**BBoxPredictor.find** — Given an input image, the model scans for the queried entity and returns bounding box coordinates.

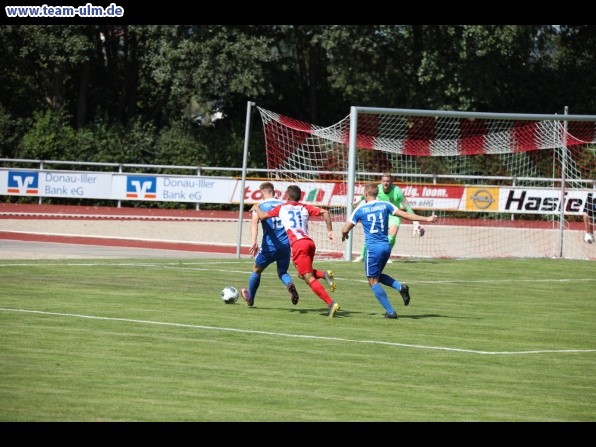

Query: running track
[0,203,251,256]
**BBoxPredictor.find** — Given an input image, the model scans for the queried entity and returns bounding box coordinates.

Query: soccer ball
[584,233,594,244]
[413,222,425,237]
[221,286,239,304]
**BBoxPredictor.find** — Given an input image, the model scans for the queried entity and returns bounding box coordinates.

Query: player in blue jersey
[341,183,437,319]
[241,182,299,307]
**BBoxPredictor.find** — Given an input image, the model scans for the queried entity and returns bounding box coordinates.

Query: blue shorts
[363,244,392,278]
[255,246,291,272]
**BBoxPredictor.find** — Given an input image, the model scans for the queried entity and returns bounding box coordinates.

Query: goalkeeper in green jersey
[352,173,420,263]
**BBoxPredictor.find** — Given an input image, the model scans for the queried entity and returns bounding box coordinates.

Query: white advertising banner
[1,168,592,215]
[0,169,113,199]
[111,174,234,203]
[499,188,589,215]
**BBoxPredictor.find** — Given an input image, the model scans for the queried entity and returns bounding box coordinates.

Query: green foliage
[154,121,206,168]
[1,24,594,173]
[0,104,20,158]
[20,109,78,160]
[121,118,158,164]
[199,119,248,171]
[79,117,157,165]
[73,119,114,163]
[319,25,414,111]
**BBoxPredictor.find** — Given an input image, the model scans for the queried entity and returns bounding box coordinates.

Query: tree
[0,24,593,174]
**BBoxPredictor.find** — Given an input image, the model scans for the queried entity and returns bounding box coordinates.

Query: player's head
[365,183,379,201]
[381,173,393,192]
[286,185,301,201]
[260,181,275,198]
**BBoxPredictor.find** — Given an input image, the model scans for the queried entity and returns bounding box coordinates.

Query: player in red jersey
[251,184,340,318]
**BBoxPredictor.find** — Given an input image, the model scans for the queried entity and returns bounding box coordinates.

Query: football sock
[313,269,327,280]
[309,279,332,305]
[279,272,292,287]
[371,283,394,314]
[379,273,400,291]
[248,272,261,299]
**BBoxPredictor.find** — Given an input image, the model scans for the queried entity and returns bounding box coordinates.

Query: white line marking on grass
[415,278,596,284]
[2,307,595,356]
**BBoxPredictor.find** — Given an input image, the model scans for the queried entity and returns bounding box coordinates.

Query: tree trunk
[77,60,90,129]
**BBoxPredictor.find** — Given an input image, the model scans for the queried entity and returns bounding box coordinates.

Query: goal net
[256,106,596,260]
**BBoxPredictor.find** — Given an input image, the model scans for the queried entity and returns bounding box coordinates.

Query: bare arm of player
[394,208,437,223]
[341,221,356,242]
[249,210,260,257]
[319,208,336,241]
[251,204,270,221]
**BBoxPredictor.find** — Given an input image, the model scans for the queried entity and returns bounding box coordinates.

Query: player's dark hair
[286,185,301,201]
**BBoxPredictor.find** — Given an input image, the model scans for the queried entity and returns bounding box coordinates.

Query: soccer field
[0,257,594,422]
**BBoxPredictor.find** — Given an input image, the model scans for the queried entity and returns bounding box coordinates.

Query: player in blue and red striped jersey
[251,184,340,318]
[341,183,437,319]
[241,182,299,307]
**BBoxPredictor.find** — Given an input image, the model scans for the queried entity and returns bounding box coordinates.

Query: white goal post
[240,102,596,261]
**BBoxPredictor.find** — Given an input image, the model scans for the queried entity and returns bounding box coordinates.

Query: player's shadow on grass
[399,313,452,319]
[395,258,442,264]
[288,308,449,319]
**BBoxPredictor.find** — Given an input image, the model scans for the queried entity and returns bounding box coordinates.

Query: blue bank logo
[126,176,157,199]
[7,171,39,194]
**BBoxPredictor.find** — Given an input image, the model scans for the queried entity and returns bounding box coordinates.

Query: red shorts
[291,238,316,276]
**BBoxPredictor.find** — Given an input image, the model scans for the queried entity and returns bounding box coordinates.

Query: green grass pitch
[0,257,594,422]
